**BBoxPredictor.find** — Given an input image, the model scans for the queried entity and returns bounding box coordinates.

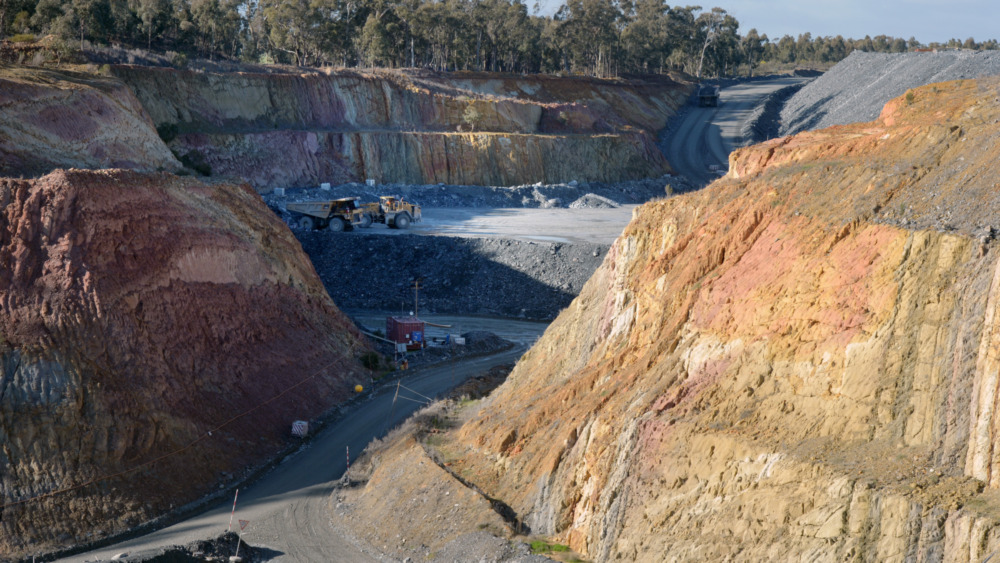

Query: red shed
[386,316,426,350]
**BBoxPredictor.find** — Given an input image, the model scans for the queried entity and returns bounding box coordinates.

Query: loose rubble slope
[0,170,367,559]
[355,77,1000,561]
[780,50,1000,135]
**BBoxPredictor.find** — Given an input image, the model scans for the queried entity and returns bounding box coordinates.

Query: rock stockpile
[299,233,604,320]
[0,169,367,559]
[269,174,690,210]
[113,66,689,189]
[352,78,1000,561]
[780,50,1000,135]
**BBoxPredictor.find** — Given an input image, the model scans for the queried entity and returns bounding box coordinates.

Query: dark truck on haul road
[697,84,720,107]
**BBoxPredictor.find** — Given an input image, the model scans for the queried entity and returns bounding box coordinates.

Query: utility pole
[412,278,423,318]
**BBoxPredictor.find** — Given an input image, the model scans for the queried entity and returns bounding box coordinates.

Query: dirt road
[338,205,638,245]
[664,76,811,186]
[64,344,531,562]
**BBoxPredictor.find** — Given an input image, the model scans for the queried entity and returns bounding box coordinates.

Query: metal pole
[413,279,421,318]
[227,489,239,532]
[234,528,243,560]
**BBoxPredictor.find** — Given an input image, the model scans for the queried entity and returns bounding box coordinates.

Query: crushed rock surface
[780,50,1000,135]
[329,398,555,563]
[263,179,683,320]
[265,176,690,209]
[297,233,600,320]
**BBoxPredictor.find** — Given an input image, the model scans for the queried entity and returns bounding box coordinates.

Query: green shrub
[360,351,381,370]
[170,52,188,69]
[10,34,35,43]
[529,540,571,554]
[156,123,179,144]
[179,149,211,176]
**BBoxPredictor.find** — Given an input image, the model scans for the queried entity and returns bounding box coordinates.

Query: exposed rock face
[0,67,180,176]
[0,169,366,559]
[113,67,686,189]
[441,78,1000,560]
[175,129,664,188]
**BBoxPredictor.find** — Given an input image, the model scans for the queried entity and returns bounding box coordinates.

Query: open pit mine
[12,51,1000,563]
[0,62,688,560]
[333,77,1000,562]
[111,66,687,189]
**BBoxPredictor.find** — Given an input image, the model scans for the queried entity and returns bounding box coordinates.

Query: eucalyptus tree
[620,0,670,73]
[556,0,622,76]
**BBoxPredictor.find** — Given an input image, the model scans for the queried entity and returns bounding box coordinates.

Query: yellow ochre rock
[445,78,1000,561]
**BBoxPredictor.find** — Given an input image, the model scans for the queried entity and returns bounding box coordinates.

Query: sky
[532,0,1000,45]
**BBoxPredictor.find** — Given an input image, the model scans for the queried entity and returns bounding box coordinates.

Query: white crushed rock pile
[780,50,1000,135]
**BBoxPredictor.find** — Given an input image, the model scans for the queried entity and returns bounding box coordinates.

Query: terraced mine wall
[0,169,368,560]
[413,79,1000,561]
[112,66,688,190]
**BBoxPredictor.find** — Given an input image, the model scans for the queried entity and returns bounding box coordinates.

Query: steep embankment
[410,78,1000,560]
[113,67,688,189]
[0,169,367,560]
[780,50,1000,136]
[0,67,180,176]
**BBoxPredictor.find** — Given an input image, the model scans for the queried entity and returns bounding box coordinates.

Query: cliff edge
[365,77,1000,561]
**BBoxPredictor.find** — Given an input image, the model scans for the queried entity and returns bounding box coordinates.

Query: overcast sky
[532,0,999,45]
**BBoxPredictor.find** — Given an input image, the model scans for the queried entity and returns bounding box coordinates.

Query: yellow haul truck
[286,197,371,231]
[360,196,422,229]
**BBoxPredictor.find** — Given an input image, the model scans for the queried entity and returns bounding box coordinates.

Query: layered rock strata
[431,78,1000,560]
[0,67,180,176]
[0,169,366,559]
[113,66,686,189]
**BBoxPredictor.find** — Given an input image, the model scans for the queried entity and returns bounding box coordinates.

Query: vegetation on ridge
[0,0,997,78]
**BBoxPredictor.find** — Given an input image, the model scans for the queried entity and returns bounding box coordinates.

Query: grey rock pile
[780,50,1000,136]
[298,233,604,320]
[264,175,691,213]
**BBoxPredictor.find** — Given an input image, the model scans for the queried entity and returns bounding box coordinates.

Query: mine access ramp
[697,84,720,107]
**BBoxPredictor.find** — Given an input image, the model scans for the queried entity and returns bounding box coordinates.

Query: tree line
[0,0,996,77]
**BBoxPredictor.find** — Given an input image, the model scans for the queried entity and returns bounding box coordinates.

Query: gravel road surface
[662,76,812,186]
[350,206,637,245]
[349,311,549,345]
[62,343,534,562]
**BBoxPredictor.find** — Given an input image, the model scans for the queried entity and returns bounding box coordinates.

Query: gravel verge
[780,50,1000,136]
[740,81,809,145]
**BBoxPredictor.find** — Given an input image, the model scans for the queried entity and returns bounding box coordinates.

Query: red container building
[386,316,426,350]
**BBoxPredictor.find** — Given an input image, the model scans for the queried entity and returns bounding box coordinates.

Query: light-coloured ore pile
[780,50,1000,135]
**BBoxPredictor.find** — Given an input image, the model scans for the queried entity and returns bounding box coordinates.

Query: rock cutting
[4,37,1000,563]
